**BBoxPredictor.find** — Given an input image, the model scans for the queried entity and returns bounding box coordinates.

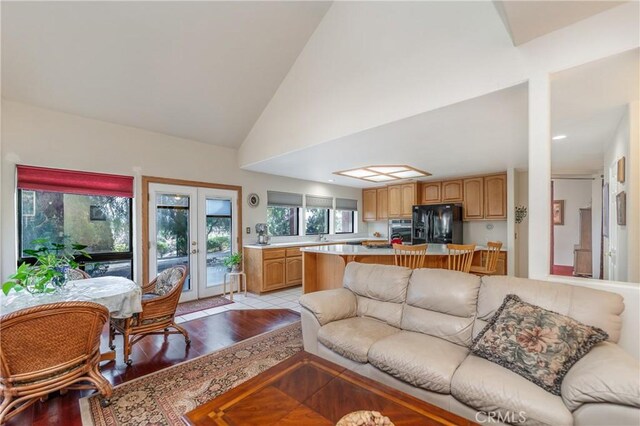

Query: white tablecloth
[0,276,143,319]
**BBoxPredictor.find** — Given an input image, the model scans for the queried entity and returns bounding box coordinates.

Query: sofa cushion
[343,262,412,327]
[471,294,608,396]
[299,288,357,326]
[475,275,623,343]
[318,317,400,363]
[451,355,574,426]
[368,331,468,394]
[561,342,640,411]
[402,268,480,346]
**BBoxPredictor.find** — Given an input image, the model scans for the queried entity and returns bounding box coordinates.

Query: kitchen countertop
[243,237,387,250]
[300,244,505,256]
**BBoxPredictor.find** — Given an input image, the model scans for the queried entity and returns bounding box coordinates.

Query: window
[267,191,303,236]
[267,206,299,236]
[335,210,355,234]
[305,208,330,235]
[17,165,134,279]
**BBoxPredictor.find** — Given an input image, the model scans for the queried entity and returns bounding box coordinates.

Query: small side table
[223,271,246,301]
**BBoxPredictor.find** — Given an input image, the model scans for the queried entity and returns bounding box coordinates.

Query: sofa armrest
[299,288,357,326]
[562,342,640,411]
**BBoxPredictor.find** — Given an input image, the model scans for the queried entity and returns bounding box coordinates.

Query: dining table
[0,276,142,362]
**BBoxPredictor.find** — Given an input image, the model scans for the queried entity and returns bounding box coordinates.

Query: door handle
[191,249,198,254]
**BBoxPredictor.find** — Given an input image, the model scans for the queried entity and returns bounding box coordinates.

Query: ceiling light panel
[390,170,426,178]
[364,175,399,182]
[367,166,409,174]
[341,168,377,178]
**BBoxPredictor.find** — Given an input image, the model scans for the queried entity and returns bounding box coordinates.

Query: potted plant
[2,238,91,295]
[223,252,243,273]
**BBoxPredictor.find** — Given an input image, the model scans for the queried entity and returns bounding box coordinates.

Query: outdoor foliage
[305,208,329,235]
[267,207,297,236]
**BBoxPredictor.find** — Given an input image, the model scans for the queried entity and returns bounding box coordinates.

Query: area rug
[175,295,233,316]
[80,321,302,426]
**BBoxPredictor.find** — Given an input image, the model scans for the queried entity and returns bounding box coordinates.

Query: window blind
[16,165,134,198]
[305,195,333,209]
[267,191,303,208]
[335,198,358,211]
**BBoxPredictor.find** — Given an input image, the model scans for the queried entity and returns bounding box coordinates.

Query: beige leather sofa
[299,263,640,426]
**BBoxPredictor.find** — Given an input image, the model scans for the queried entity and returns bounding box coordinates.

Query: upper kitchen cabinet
[376,187,388,220]
[484,174,507,219]
[387,185,403,217]
[441,180,463,203]
[401,183,418,217]
[420,182,441,204]
[463,177,484,220]
[362,188,377,222]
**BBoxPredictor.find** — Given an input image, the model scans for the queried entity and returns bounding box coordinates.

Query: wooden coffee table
[183,351,476,426]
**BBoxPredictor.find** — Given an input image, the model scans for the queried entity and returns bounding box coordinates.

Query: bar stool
[446,244,476,273]
[469,241,503,276]
[223,271,246,301]
[393,244,427,269]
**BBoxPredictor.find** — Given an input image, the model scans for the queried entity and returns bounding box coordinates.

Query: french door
[148,183,238,302]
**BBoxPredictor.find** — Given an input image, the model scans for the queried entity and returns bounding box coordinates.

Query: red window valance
[17,165,134,198]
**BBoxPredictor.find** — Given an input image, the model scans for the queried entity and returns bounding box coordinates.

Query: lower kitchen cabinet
[263,258,286,291]
[286,257,303,285]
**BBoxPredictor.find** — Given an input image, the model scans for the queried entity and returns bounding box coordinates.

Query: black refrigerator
[412,204,463,245]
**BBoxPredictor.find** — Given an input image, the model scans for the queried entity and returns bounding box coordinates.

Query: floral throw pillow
[471,294,608,395]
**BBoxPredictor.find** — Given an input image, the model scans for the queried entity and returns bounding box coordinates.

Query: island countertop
[300,243,505,256]
[244,237,387,250]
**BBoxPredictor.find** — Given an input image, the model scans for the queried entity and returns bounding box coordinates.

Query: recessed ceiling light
[334,165,431,183]
[552,135,567,141]
[327,179,335,182]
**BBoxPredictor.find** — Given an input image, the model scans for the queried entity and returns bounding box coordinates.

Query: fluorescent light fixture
[334,165,431,183]
[552,135,567,141]
[368,166,408,174]
[390,170,426,178]
[341,168,377,178]
[364,174,398,182]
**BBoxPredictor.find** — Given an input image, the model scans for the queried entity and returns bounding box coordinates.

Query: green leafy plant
[2,238,91,295]
[223,252,242,271]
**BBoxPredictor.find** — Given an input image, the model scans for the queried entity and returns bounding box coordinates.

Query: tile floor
[175,286,303,324]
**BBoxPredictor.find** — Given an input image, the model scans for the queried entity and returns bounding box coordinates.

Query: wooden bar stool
[223,271,246,301]
[470,241,503,276]
[446,244,476,273]
[393,244,427,269]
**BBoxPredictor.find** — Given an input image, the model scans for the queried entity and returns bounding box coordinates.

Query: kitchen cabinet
[401,183,418,217]
[376,187,388,220]
[421,182,441,204]
[387,185,403,217]
[442,180,463,203]
[245,243,333,294]
[362,189,377,222]
[484,174,507,219]
[463,178,484,220]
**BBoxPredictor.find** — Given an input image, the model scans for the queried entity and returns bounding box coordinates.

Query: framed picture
[616,191,626,226]
[553,200,565,225]
[617,157,625,183]
[603,183,609,237]
[90,205,107,221]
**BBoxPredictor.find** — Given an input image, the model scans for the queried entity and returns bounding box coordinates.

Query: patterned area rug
[80,322,302,426]
[175,295,233,316]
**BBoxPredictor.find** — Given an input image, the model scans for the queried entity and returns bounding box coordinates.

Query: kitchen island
[301,244,507,293]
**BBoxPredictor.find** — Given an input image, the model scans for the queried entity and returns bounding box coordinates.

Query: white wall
[463,221,508,247]
[0,101,367,281]
[552,179,592,266]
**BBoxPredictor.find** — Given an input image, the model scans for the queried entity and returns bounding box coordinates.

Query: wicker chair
[0,302,112,424]
[109,265,190,366]
[67,268,91,280]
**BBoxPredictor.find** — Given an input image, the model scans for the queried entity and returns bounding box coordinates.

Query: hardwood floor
[5,309,300,426]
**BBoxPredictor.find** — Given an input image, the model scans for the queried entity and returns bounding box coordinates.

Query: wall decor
[616,191,626,226]
[617,157,625,183]
[90,205,107,221]
[553,200,565,225]
[247,193,260,208]
[602,183,609,237]
[515,205,528,224]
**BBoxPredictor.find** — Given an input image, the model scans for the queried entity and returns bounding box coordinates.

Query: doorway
[142,177,242,302]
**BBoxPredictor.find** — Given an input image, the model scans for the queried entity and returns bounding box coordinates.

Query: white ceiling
[494,0,626,45]
[244,84,530,188]
[551,48,639,173]
[1,1,331,147]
